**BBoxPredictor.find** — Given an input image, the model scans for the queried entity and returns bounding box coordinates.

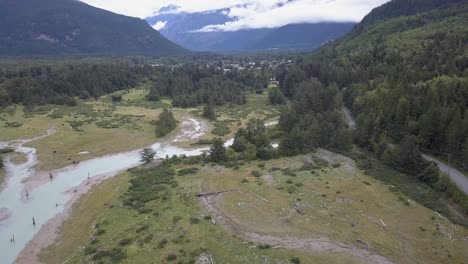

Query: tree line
[0,60,153,107]
[277,4,468,170]
[147,64,269,107]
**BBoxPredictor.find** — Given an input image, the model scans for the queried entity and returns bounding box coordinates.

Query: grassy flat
[40,150,468,264]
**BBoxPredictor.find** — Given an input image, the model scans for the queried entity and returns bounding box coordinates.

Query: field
[39,150,468,264]
[0,88,279,173]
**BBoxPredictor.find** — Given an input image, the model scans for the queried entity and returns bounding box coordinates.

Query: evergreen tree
[155,108,177,137]
[139,147,156,163]
[210,138,227,162]
[268,87,286,105]
[445,110,462,154]
[231,129,249,152]
[202,100,217,121]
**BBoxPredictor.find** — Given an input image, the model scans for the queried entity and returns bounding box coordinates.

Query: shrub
[258,244,272,250]
[158,238,168,249]
[287,186,297,194]
[251,170,262,177]
[290,257,301,264]
[178,167,199,176]
[189,217,200,224]
[166,254,177,261]
[119,238,133,246]
[84,245,97,255]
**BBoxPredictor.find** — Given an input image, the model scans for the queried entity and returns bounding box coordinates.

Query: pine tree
[155,108,177,137]
[445,110,462,154]
[210,138,227,162]
[139,147,156,163]
[202,100,216,121]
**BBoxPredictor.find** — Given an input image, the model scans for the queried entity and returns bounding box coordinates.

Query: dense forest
[0,60,152,106]
[148,65,268,107]
[278,1,468,170]
[0,58,273,109]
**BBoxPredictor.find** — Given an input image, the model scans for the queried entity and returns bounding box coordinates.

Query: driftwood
[356,239,369,249]
[249,191,271,203]
[196,190,239,197]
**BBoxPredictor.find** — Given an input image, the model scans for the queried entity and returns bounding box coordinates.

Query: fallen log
[196,190,239,197]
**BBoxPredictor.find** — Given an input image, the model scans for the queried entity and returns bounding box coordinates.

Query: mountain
[359,0,465,28]
[0,0,186,57]
[146,8,355,51]
[251,23,355,50]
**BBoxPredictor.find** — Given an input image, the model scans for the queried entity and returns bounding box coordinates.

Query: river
[0,119,209,264]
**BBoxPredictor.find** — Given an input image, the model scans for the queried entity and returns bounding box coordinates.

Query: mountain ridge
[0,0,186,57]
[146,7,355,51]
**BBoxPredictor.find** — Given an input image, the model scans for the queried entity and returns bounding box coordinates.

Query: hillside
[359,0,465,28]
[251,23,355,50]
[279,0,468,181]
[0,0,186,56]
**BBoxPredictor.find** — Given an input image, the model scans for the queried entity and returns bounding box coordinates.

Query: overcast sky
[81,0,390,31]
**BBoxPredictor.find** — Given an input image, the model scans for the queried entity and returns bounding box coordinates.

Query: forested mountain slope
[147,7,354,51]
[251,23,355,50]
[0,0,185,56]
[359,0,465,28]
[279,0,468,173]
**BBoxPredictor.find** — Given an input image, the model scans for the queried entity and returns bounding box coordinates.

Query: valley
[1,0,468,264]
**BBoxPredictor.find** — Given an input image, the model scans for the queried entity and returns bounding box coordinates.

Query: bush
[84,245,97,255]
[109,247,126,262]
[119,238,133,246]
[290,257,301,264]
[189,217,200,224]
[287,186,297,194]
[251,170,262,177]
[178,167,199,176]
[158,238,168,249]
[212,121,230,136]
[258,244,272,250]
[166,254,177,261]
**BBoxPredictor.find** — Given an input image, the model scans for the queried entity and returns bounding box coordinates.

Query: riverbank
[0,112,209,264]
[16,166,137,263]
[38,150,468,264]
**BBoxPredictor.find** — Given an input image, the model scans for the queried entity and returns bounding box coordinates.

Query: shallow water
[0,118,280,263]
[0,128,208,264]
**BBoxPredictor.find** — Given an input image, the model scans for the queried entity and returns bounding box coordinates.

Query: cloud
[81,0,242,18]
[81,0,390,31]
[197,0,390,32]
[152,21,167,31]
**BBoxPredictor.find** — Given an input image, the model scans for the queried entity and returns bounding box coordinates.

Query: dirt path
[199,192,393,264]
